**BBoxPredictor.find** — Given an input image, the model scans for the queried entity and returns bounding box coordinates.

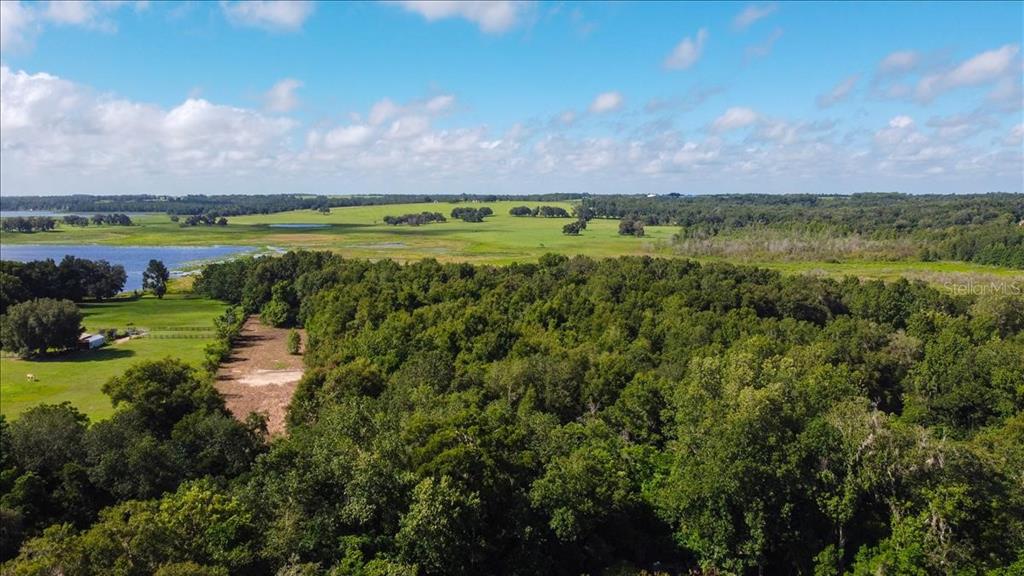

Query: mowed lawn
[0,294,225,421]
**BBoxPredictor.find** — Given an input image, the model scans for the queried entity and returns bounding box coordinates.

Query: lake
[0,245,255,291]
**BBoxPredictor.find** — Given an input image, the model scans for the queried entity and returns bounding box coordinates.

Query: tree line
[1,257,127,312]
[1,214,133,233]
[579,193,1023,231]
[1,194,586,218]
[4,251,1019,574]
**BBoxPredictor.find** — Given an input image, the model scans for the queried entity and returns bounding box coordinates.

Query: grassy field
[0,201,678,263]
[0,294,225,421]
[3,200,1020,285]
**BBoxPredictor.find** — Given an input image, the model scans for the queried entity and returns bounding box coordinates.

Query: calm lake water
[0,245,254,291]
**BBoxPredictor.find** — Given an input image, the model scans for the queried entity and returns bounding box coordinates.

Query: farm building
[79,333,105,350]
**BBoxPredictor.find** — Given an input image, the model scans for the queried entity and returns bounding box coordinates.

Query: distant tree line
[1,214,133,233]
[577,193,1023,268]
[510,205,572,218]
[580,192,1023,231]
[450,207,493,222]
[383,212,447,226]
[1,193,586,218]
[1,257,127,312]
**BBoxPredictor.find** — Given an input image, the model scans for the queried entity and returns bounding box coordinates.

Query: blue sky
[1,0,1021,196]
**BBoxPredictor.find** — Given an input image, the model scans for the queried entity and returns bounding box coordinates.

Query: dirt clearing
[216,318,305,436]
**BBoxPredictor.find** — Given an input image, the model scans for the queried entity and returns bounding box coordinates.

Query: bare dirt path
[216,318,305,436]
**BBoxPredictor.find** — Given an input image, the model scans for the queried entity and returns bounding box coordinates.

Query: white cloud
[0,1,35,50]
[1,65,294,175]
[1004,123,1024,147]
[2,64,1020,196]
[323,124,374,148]
[1,0,142,51]
[915,44,1020,102]
[369,99,401,125]
[264,78,302,113]
[45,1,93,25]
[424,94,456,114]
[888,115,914,129]
[733,3,777,30]
[817,74,859,108]
[712,107,759,132]
[926,112,997,142]
[945,44,1019,86]
[388,1,525,34]
[386,116,430,139]
[365,94,457,126]
[222,1,315,32]
[664,28,708,70]
[878,50,919,74]
[745,27,782,60]
[589,91,624,113]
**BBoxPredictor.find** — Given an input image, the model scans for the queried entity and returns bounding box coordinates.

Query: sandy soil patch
[216,318,305,436]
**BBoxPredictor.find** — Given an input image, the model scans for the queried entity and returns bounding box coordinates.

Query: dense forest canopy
[4,251,1021,574]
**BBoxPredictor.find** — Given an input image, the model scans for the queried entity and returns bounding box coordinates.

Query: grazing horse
[26,373,36,382]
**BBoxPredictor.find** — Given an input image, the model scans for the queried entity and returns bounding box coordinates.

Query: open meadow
[0,201,677,263]
[0,294,224,420]
[3,200,1020,285]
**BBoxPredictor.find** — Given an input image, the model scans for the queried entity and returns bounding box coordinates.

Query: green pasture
[0,294,225,421]
[1,200,1021,285]
[0,201,678,262]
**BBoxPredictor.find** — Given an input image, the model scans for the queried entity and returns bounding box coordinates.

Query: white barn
[79,334,105,350]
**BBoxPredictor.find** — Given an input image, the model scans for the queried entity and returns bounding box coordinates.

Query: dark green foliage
[0,256,126,309]
[561,220,585,235]
[287,329,301,354]
[450,207,493,222]
[143,259,170,299]
[382,212,446,226]
[618,217,645,237]
[0,216,56,233]
[0,298,82,357]
[4,253,1022,575]
[88,213,133,226]
[102,358,223,435]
